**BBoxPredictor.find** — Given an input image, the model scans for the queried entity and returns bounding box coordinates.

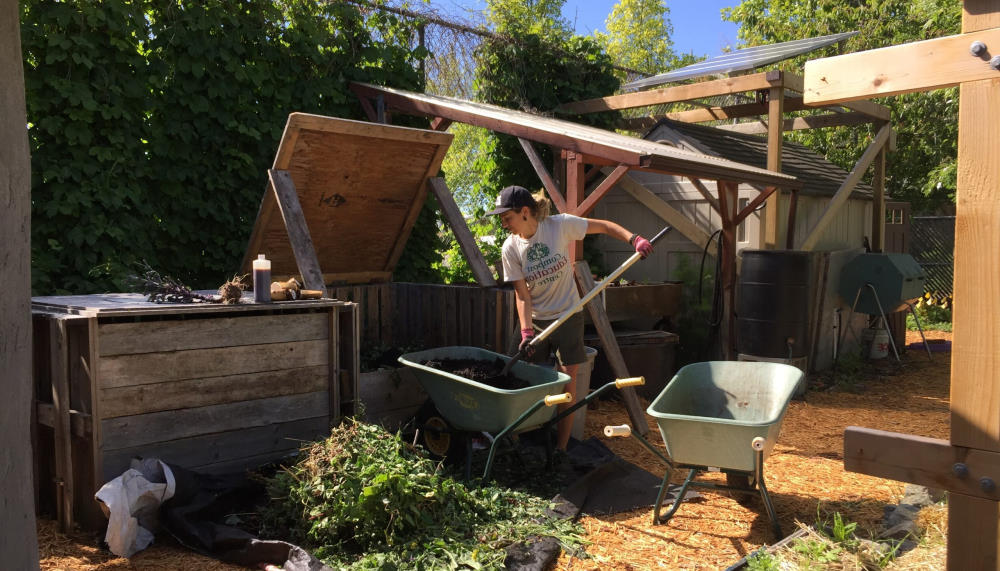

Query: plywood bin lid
[241,113,453,284]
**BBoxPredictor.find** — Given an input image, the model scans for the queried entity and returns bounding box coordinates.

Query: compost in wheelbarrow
[606,360,803,538]
[399,346,569,434]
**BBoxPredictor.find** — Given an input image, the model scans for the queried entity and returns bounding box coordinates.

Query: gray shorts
[527,311,587,366]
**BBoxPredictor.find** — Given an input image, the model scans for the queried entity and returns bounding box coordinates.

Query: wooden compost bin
[31,294,359,531]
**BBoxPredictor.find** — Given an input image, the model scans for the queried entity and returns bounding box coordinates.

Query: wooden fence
[330,283,518,354]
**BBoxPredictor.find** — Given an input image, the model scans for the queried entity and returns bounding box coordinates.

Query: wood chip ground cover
[38,331,952,570]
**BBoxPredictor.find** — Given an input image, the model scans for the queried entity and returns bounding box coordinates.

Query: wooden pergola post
[763,85,784,249]
[803,2,1000,566]
[718,181,739,359]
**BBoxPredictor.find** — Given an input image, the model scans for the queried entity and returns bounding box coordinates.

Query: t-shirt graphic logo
[526,242,549,263]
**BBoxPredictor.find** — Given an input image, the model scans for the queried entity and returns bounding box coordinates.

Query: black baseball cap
[485,185,536,216]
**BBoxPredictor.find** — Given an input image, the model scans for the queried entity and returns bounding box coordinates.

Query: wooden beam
[518,138,567,213]
[35,402,93,439]
[718,181,739,359]
[557,71,783,114]
[427,177,497,287]
[566,152,585,261]
[269,169,327,297]
[430,117,452,131]
[684,177,720,212]
[734,186,778,227]
[845,426,1000,501]
[950,5,1000,564]
[871,147,886,251]
[802,27,1000,105]
[763,86,784,249]
[575,165,629,217]
[785,190,799,249]
[783,72,891,120]
[358,96,378,122]
[715,111,877,135]
[609,170,715,254]
[800,123,891,250]
[574,262,648,435]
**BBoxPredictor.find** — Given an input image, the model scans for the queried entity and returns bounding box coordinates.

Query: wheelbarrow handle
[604,424,632,437]
[615,376,645,388]
[544,392,572,406]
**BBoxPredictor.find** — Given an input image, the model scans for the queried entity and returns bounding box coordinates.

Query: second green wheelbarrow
[604,360,803,538]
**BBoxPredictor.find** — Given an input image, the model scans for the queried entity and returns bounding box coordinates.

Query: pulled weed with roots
[126,261,246,304]
[259,420,583,569]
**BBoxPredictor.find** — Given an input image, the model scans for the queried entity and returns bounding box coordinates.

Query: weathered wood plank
[99,365,328,419]
[802,27,1000,105]
[48,319,73,532]
[98,312,329,356]
[269,169,327,296]
[31,293,343,318]
[36,403,92,438]
[98,339,328,389]
[763,86,784,249]
[101,416,329,482]
[948,492,1000,569]
[845,426,1000,501]
[100,391,329,451]
[359,368,427,430]
[428,178,497,286]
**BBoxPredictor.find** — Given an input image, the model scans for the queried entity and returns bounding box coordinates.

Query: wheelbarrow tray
[647,361,803,473]
[398,346,570,433]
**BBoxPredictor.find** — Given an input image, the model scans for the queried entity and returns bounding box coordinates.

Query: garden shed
[591,118,874,283]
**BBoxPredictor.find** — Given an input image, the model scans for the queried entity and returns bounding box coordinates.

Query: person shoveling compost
[484,184,670,451]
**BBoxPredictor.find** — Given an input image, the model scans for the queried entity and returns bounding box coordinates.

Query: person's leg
[556,362,580,450]
[549,312,587,451]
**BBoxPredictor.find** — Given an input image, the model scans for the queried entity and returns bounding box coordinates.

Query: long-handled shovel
[497,225,672,378]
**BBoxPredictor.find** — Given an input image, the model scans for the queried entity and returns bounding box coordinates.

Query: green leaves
[259,419,583,569]
[724,0,962,214]
[24,0,428,294]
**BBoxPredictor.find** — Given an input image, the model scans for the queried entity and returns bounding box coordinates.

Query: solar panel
[623,31,858,91]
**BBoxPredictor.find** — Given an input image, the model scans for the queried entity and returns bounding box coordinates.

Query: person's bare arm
[511,279,533,330]
[586,219,633,243]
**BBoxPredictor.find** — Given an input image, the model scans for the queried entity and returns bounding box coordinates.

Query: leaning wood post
[268,169,328,297]
[574,262,649,435]
[428,178,497,287]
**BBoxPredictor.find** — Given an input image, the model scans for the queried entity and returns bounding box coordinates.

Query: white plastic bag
[95,458,176,557]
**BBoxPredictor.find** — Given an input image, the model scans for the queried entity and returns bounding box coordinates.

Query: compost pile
[422,357,530,390]
[259,420,581,569]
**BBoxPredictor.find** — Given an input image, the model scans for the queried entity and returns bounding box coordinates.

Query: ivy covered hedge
[22,0,436,294]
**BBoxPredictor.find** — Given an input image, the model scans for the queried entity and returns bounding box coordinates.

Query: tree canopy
[724,0,962,213]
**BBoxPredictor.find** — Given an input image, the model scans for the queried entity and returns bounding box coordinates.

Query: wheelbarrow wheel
[414,401,465,462]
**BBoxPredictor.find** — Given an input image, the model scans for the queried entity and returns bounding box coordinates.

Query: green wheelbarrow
[398,346,645,480]
[604,361,803,538]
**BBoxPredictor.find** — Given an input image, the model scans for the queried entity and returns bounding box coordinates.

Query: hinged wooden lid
[241,113,453,284]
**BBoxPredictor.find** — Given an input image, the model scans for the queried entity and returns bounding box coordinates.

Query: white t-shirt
[501,214,589,320]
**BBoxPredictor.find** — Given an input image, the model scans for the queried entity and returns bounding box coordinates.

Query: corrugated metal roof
[624,31,858,91]
[647,119,873,198]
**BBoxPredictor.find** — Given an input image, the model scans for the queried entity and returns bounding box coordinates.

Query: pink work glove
[632,235,653,258]
[519,328,536,357]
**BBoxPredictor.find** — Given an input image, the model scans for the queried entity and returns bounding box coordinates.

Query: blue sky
[434,0,742,59]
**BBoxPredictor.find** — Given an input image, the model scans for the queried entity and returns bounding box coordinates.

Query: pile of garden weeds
[259,419,584,569]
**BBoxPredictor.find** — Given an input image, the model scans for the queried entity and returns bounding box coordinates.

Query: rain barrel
[737,250,812,359]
